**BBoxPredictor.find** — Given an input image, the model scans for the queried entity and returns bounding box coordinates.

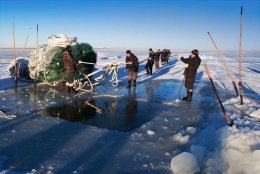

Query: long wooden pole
[34,24,38,88]
[204,64,234,127]
[208,32,239,96]
[239,6,244,105]
[12,22,17,87]
[20,27,31,57]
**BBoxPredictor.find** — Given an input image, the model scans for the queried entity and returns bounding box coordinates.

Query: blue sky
[0,0,259,50]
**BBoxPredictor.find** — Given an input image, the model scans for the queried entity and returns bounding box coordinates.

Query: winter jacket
[166,50,171,57]
[161,51,167,61]
[126,53,139,72]
[155,52,161,61]
[147,52,155,65]
[62,50,76,74]
[181,56,201,78]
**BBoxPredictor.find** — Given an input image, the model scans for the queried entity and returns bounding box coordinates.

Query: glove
[185,63,189,68]
[178,53,183,59]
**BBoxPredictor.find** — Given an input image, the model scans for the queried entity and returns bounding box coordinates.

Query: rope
[74,61,120,92]
[42,68,58,87]
[0,111,16,120]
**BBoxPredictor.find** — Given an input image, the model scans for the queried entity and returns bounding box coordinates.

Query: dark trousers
[185,77,195,91]
[145,63,153,74]
[128,70,138,80]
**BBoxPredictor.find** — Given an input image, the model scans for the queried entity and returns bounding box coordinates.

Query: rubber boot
[146,70,149,75]
[186,91,193,102]
[182,90,189,101]
[133,80,136,88]
[127,80,132,88]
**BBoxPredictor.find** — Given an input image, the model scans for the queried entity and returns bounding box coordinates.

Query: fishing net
[8,57,30,80]
[9,35,97,84]
[29,43,97,84]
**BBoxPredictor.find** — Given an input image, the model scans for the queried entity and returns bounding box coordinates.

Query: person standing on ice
[178,49,201,102]
[62,45,77,93]
[161,49,167,65]
[125,50,139,88]
[145,48,155,75]
[166,49,171,64]
[154,49,161,70]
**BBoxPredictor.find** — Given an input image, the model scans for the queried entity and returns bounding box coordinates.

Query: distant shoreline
[0,48,260,53]
[0,48,35,50]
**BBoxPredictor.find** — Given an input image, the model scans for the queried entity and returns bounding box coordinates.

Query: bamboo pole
[204,63,234,127]
[239,6,244,105]
[12,22,17,87]
[20,27,31,57]
[208,32,239,96]
[34,24,38,88]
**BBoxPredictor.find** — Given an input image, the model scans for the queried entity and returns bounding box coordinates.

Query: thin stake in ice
[12,21,17,88]
[238,6,244,105]
[208,32,239,96]
[204,63,234,127]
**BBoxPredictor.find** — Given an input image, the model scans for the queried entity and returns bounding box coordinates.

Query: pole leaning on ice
[204,64,234,127]
[207,32,239,96]
[12,22,17,88]
[20,27,31,57]
[238,6,244,105]
[34,24,38,88]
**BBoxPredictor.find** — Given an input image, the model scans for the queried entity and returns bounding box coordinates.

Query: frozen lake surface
[0,49,259,174]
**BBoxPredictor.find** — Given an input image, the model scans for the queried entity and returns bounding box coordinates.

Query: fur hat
[126,50,131,54]
[191,49,199,56]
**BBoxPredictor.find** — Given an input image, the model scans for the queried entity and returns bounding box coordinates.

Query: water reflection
[36,86,168,132]
[2,80,181,132]
[125,88,138,131]
[37,100,97,122]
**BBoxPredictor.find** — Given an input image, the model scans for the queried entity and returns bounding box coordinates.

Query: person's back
[154,49,161,69]
[183,56,201,78]
[62,50,76,74]
[62,45,77,92]
[178,49,201,102]
[161,49,167,65]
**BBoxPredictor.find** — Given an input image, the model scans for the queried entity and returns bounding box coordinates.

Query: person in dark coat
[145,48,155,75]
[161,49,167,65]
[154,49,161,70]
[166,49,171,64]
[178,49,201,102]
[125,50,139,88]
[62,45,77,92]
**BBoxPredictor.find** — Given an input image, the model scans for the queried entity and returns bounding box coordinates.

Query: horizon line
[0,48,260,53]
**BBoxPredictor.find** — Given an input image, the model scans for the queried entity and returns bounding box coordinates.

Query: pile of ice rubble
[170,97,260,174]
